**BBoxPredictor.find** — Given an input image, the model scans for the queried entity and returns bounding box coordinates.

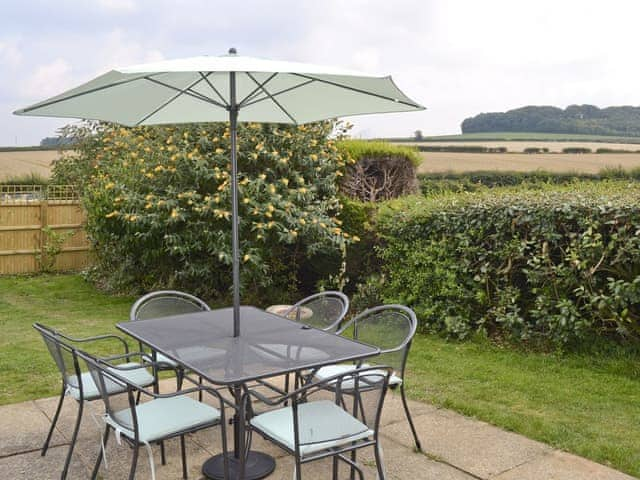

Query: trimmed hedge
[416,145,507,153]
[562,147,592,154]
[377,182,640,348]
[418,169,640,196]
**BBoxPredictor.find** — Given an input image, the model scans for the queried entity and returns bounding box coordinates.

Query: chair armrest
[55,331,130,353]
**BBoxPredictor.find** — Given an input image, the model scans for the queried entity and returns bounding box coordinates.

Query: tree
[413,130,424,141]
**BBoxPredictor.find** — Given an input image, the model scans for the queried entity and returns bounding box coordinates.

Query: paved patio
[0,378,635,480]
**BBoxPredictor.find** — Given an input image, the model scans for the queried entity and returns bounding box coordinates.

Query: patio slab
[0,444,91,479]
[382,408,552,479]
[1,377,636,480]
[0,400,66,457]
[492,450,638,480]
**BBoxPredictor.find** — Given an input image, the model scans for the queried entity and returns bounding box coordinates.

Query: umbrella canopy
[14,49,424,335]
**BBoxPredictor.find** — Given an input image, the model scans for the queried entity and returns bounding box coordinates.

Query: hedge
[376,182,640,349]
[416,145,507,153]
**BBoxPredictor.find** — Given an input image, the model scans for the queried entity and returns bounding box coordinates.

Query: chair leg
[42,384,65,456]
[60,399,83,480]
[332,456,339,480]
[144,442,157,480]
[91,425,110,480]
[176,367,185,390]
[374,443,386,480]
[128,443,139,480]
[160,440,166,465]
[180,435,188,479]
[400,383,422,451]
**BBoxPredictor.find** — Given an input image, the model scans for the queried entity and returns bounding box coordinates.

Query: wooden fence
[0,185,90,274]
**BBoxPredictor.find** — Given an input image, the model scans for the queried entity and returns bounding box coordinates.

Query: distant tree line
[40,136,76,147]
[461,105,640,137]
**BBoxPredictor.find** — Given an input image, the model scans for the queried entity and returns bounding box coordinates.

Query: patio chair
[33,323,156,480]
[78,350,229,480]
[311,305,423,451]
[130,290,210,393]
[283,291,350,332]
[243,365,392,480]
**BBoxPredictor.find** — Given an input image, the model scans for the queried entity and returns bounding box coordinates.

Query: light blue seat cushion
[106,395,220,443]
[313,364,401,388]
[67,363,155,401]
[250,400,373,457]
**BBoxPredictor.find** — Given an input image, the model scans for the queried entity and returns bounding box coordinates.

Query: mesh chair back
[34,323,82,390]
[81,352,138,436]
[342,305,417,376]
[285,291,349,332]
[130,290,210,321]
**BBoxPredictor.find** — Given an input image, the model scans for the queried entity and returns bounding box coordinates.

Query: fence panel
[0,185,90,274]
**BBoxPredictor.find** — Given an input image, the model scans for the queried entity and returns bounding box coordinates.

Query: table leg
[202,384,275,479]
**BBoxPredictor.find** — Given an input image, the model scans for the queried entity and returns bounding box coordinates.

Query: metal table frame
[117,306,380,479]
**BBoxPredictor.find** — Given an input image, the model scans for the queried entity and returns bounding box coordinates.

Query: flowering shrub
[56,121,354,303]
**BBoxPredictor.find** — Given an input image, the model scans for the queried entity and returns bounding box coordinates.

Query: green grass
[0,274,134,405]
[385,132,640,143]
[405,336,640,477]
[1,274,638,476]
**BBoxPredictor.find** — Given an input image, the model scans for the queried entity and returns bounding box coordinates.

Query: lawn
[405,337,640,477]
[1,274,639,476]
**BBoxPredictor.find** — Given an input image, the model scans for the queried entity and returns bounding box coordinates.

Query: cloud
[20,58,74,99]
[3,0,640,145]
[97,0,138,12]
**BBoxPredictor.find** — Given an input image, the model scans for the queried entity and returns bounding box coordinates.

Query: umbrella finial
[228,47,237,55]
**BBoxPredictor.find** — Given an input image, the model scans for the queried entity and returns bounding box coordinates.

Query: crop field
[393,132,640,143]
[0,150,60,180]
[404,140,640,153]
[417,151,640,174]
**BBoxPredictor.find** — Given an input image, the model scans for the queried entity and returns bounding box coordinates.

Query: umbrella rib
[199,72,230,108]
[242,79,316,108]
[246,72,297,124]
[135,74,210,126]
[237,72,278,108]
[291,73,423,108]
[145,77,227,109]
[15,73,157,114]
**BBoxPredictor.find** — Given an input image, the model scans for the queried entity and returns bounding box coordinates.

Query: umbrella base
[202,451,276,480]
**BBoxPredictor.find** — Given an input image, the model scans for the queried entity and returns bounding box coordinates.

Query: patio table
[117,305,379,480]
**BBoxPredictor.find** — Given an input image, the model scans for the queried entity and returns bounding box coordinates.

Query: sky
[2,0,640,145]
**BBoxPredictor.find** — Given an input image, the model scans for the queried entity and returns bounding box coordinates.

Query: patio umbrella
[14,48,424,336]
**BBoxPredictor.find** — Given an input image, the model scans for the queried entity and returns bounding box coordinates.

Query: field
[392,132,640,143]
[404,140,640,153]
[416,151,640,173]
[0,149,60,180]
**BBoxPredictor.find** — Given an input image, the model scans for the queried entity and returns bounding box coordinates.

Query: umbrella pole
[229,71,241,337]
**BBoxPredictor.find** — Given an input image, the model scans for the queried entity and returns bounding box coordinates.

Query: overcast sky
[2,0,640,145]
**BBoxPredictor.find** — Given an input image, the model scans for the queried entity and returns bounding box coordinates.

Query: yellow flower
[298,187,307,194]
[145,172,155,179]
[243,198,250,204]
[309,154,318,161]
[352,235,361,242]
[170,209,179,218]
[259,173,267,180]
[145,194,154,201]
[105,182,115,190]
[145,203,152,209]
[157,200,166,207]
[289,230,298,237]
[154,165,164,172]
[267,204,275,212]
[251,153,259,160]
[268,184,276,194]
[281,178,289,186]
[243,254,250,262]
[105,210,119,218]
[129,215,138,222]
[215,148,225,154]
[299,218,306,225]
